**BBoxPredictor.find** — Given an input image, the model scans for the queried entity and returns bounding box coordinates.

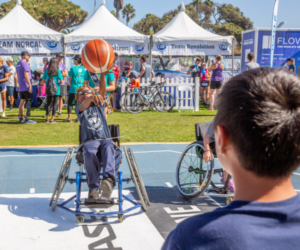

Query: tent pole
[232,37,234,78]
[62,35,67,101]
[149,35,153,68]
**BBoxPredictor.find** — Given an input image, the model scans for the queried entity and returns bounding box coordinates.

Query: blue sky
[3,0,300,30]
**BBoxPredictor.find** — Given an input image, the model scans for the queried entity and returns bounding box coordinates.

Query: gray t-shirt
[206,118,215,143]
[245,62,260,70]
[75,103,111,143]
[140,63,152,81]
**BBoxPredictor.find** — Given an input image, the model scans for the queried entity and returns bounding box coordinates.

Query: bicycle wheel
[154,91,175,112]
[124,92,144,114]
[176,142,214,199]
[119,92,127,112]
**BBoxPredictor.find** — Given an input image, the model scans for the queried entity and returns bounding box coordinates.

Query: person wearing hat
[14,51,36,123]
[5,57,16,112]
[56,53,68,117]
[64,56,85,122]
[43,57,49,71]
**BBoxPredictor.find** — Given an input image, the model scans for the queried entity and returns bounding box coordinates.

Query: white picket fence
[120,77,200,111]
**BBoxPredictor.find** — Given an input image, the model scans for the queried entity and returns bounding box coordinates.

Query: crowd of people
[0,51,155,123]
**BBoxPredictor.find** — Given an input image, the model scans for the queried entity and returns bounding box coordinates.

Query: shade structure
[65,1,149,55]
[0,0,63,54]
[152,2,234,56]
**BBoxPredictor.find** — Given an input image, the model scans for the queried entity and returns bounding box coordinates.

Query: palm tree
[111,10,116,17]
[122,4,136,26]
[62,28,74,34]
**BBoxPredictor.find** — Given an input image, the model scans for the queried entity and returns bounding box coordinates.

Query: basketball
[81,39,115,73]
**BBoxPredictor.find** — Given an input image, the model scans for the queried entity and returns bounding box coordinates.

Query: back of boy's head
[214,67,300,178]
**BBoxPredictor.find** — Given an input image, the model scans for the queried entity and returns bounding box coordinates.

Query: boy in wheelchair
[75,73,121,203]
[163,68,300,249]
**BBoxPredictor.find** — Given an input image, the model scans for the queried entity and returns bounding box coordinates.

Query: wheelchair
[176,123,234,205]
[49,125,150,223]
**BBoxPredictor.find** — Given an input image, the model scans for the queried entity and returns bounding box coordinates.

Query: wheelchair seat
[195,122,216,156]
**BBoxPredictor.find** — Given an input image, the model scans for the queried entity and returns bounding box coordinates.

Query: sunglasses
[78,90,93,96]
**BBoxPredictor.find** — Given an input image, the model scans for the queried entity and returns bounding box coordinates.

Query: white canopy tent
[0,0,62,54]
[151,2,234,56]
[65,0,149,55]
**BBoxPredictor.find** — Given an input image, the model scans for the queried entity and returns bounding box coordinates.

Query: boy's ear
[215,125,229,155]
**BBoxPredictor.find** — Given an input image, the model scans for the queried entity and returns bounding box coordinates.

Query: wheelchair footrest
[83,198,115,208]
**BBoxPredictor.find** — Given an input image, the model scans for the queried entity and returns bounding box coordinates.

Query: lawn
[0,106,216,146]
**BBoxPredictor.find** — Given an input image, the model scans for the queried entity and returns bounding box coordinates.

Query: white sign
[152,40,232,56]
[270,0,280,67]
[0,40,62,54]
[66,40,149,55]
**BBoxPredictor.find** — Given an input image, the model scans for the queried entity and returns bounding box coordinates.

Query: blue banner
[241,31,255,72]
[257,30,300,73]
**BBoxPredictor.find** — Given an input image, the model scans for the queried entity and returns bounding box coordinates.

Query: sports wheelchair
[49,125,150,223]
[176,123,234,204]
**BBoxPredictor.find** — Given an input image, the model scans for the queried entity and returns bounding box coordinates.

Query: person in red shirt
[111,53,121,111]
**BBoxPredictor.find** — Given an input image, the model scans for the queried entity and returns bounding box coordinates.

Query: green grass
[0,106,216,146]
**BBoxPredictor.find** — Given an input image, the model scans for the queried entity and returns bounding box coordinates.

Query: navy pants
[83,140,122,190]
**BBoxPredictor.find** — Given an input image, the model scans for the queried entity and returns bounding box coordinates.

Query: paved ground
[1,144,300,250]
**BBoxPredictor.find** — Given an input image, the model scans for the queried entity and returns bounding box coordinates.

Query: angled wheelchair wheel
[176,142,214,200]
[124,146,149,211]
[50,147,76,211]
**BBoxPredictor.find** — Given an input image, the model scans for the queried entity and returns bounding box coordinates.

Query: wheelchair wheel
[124,146,149,211]
[50,147,76,211]
[176,142,214,200]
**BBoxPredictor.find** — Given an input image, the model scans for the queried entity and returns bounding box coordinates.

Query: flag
[270,0,280,67]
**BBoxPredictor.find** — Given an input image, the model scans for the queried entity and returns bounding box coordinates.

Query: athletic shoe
[1,113,5,117]
[24,119,37,124]
[88,190,100,200]
[9,107,13,111]
[57,113,61,118]
[221,177,234,193]
[26,113,31,117]
[19,118,25,123]
[63,119,72,123]
[50,121,57,124]
[99,178,114,199]
[207,107,214,111]
[45,120,49,123]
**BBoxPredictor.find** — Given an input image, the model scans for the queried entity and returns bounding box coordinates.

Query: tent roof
[65,2,149,44]
[0,1,62,41]
[153,3,234,44]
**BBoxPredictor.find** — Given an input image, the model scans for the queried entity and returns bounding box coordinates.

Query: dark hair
[247,52,255,61]
[215,55,223,61]
[141,56,147,63]
[48,58,59,76]
[33,70,41,81]
[286,58,293,63]
[196,57,202,62]
[213,67,300,178]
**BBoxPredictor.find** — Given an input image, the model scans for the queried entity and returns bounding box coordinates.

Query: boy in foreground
[162,67,300,249]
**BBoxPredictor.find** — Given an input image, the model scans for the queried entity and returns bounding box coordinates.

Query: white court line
[0,150,183,157]
[165,182,173,188]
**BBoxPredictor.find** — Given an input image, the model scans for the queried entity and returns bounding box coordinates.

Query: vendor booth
[241,28,300,73]
[151,3,234,57]
[65,0,149,55]
[0,0,62,54]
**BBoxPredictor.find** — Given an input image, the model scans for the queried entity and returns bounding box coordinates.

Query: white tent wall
[0,1,63,54]
[65,1,149,56]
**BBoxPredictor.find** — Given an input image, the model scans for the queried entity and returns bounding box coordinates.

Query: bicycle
[123,82,175,114]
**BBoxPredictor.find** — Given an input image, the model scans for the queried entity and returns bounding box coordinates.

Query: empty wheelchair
[176,123,234,204]
[49,125,150,223]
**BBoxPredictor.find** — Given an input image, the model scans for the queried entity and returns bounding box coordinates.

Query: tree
[62,28,74,34]
[0,0,88,32]
[110,10,116,17]
[114,0,124,20]
[133,14,163,35]
[122,4,136,26]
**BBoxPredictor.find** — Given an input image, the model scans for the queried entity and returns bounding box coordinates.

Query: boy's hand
[91,95,104,106]
[203,151,212,163]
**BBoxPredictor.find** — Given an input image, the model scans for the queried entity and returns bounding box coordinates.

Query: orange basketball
[81,39,115,73]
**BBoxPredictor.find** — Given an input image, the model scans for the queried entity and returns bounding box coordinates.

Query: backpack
[46,76,57,96]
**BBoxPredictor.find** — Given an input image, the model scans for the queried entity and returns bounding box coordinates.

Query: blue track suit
[83,140,122,190]
[75,103,121,190]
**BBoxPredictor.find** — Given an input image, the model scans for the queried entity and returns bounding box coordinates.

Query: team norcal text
[0,41,43,48]
[171,44,215,49]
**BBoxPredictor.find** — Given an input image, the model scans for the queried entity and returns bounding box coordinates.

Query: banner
[66,40,149,55]
[257,30,300,73]
[0,40,62,54]
[241,31,256,71]
[152,40,232,56]
[270,0,280,67]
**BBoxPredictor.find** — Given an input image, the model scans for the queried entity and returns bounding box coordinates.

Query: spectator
[286,58,295,73]
[207,55,224,111]
[43,57,49,71]
[34,71,46,106]
[187,57,202,78]
[5,57,16,112]
[245,52,260,70]
[200,62,211,106]
[56,53,68,117]
[14,51,35,123]
[138,56,155,82]
[111,53,121,111]
[0,57,9,117]
[64,56,85,122]
[41,58,63,124]
[162,67,300,250]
